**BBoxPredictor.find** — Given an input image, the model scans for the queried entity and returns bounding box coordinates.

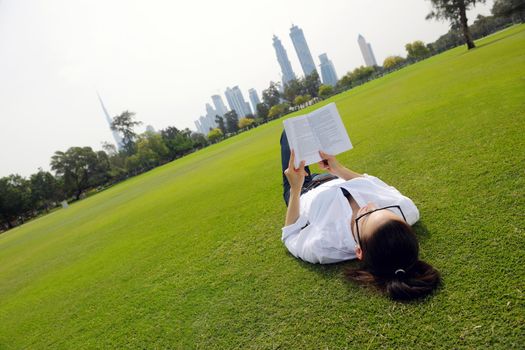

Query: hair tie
[394,269,406,276]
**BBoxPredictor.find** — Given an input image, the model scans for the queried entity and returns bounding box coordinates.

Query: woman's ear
[356,246,363,260]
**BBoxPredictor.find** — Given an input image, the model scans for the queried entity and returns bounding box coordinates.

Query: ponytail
[345,219,441,301]
[346,260,441,301]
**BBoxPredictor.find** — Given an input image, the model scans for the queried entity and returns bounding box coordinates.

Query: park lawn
[0,24,524,349]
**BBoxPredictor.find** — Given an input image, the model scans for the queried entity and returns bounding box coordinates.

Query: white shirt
[281,174,420,264]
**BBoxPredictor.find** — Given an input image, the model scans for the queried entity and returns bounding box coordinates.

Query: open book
[283,102,352,168]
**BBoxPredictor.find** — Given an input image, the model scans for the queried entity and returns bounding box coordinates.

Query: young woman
[280,131,440,301]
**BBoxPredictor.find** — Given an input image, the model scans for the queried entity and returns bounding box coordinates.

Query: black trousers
[280,131,314,206]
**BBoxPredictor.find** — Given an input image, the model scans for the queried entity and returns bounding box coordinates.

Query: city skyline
[318,53,338,87]
[0,0,495,176]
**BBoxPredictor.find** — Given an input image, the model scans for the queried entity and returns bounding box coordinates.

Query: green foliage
[383,55,406,69]
[283,72,322,104]
[50,146,102,199]
[337,65,376,89]
[207,128,223,143]
[256,103,269,120]
[492,0,525,22]
[214,115,227,134]
[405,40,431,60]
[238,117,255,129]
[30,169,61,212]
[110,111,142,155]
[0,175,31,228]
[426,0,486,49]
[261,81,281,108]
[224,110,239,134]
[318,84,334,98]
[0,25,524,348]
[268,103,289,119]
[293,94,311,106]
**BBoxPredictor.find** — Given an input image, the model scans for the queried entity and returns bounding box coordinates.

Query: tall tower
[357,34,377,67]
[318,53,338,87]
[248,88,261,114]
[211,94,228,116]
[225,86,251,117]
[272,35,296,85]
[97,93,123,151]
[289,24,317,77]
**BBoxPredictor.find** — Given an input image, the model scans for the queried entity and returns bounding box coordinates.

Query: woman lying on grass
[280,131,440,301]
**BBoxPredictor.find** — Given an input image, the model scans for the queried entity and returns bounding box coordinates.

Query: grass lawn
[1,25,524,349]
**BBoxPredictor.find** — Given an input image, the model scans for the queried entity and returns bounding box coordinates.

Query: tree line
[1,0,522,232]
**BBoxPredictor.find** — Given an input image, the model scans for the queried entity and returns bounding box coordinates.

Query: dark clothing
[281,131,312,206]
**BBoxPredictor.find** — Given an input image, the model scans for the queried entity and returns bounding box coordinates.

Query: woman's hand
[318,151,342,176]
[284,150,307,192]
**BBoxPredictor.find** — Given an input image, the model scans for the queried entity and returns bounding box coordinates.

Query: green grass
[1,25,524,349]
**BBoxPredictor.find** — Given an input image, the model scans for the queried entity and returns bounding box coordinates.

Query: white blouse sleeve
[281,219,335,264]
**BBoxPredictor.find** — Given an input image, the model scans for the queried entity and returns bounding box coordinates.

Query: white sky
[0,0,493,177]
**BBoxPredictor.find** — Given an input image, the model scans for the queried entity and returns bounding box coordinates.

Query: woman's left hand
[284,150,307,191]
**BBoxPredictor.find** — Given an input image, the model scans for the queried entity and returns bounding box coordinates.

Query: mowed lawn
[1,25,524,349]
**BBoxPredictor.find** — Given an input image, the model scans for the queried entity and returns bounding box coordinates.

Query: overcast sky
[0,0,494,177]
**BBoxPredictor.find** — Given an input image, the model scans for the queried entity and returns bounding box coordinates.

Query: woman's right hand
[284,150,307,192]
[318,151,341,176]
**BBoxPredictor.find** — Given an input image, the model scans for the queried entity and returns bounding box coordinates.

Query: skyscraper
[211,94,228,116]
[289,24,317,77]
[318,53,338,87]
[272,35,296,85]
[225,86,251,117]
[248,88,261,114]
[97,93,124,151]
[357,34,378,67]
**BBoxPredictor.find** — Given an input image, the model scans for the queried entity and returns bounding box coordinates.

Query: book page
[283,115,321,168]
[283,103,352,168]
[307,103,352,156]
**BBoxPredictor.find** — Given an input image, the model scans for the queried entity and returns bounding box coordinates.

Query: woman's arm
[318,151,363,180]
[284,150,307,225]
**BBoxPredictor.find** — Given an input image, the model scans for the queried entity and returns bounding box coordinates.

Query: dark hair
[345,220,441,301]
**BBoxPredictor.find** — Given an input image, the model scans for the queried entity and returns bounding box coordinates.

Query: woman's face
[352,203,404,246]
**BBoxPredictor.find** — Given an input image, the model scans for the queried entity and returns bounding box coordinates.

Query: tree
[256,103,269,120]
[492,0,525,22]
[190,132,208,149]
[224,110,239,134]
[318,84,334,98]
[268,103,289,119]
[207,128,223,143]
[30,169,60,212]
[262,81,281,107]
[0,175,31,228]
[50,146,100,200]
[110,111,142,155]
[405,41,431,60]
[133,131,170,169]
[214,115,227,134]
[282,78,303,103]
[161,126,191,160]
[426,0,486,50]
[383,55,406,69]
[293,94,311,106]
[302,71,321,97]
[238,117,255,130]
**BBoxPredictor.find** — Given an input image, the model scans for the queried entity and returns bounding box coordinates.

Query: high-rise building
[211,94,228,116]
[318,53,338,87]
[357,34,377,67]
[289,24,317,77]
[272,35,296,85]
[248,88,261,114]
[97,93,124,151]
[225,86,251,117]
